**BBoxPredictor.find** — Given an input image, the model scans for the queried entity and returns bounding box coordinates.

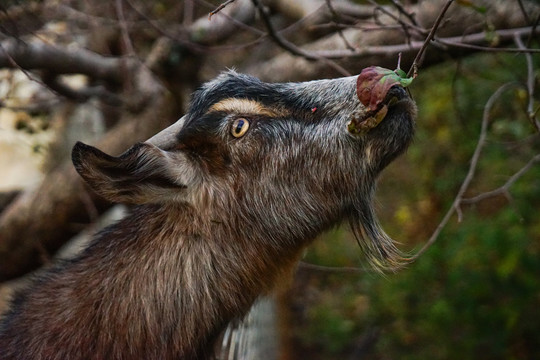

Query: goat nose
[385,85,408,101]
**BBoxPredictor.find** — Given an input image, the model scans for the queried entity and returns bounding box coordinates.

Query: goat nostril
[385,85,408,102]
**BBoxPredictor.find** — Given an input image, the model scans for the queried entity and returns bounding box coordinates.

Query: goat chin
[0,70,415,360]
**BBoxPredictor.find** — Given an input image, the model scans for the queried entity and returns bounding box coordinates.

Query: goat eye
[231,118,250,138]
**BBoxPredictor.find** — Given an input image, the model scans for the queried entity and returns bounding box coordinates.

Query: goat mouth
[348,86,410,135]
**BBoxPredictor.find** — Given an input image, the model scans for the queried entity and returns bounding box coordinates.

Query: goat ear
[72,142,188,204]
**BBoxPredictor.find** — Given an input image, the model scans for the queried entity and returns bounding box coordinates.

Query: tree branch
[0,68,177,281]
[409,83,524,262]
[208,0,237,20]
[407,0,454,77]
[461,153,540,205]
[0,39,131,82]
[514,32,540,131]
[251,0,351,76]
[41,72,122,106]
[324,0,355,51]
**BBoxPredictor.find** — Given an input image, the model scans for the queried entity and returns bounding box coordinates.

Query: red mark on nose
[311,107,317,113]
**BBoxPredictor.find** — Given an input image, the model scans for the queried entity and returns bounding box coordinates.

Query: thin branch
[324,0,355,51]
[366,0,419,46]
[409,83,523,261]
[41,72,122,106]
[517,0,531,24]
[0,38,130,83]
[251,0,351,76]
[310,26,540,59]
[115,0,136,56]
[407,0,454,77]
[435,25,540,54]
[526,13,540,48]
[390,0,418,27]
[124,0,261,52]
[514,33,539,132]
[197,0,263,36]
[453,82,518,220]
[0,40,53,91]
[461,153,540,204]
[208,0,236,20]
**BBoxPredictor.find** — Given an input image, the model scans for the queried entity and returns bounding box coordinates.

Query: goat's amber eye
[231,118,250,138]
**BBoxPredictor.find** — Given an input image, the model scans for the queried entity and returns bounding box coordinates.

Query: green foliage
[366,205,540,360]
[295,51,540,359]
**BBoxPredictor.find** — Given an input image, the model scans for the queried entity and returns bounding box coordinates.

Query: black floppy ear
[72,142,187,204]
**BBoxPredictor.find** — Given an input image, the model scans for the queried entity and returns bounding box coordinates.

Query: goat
[0,70,416,359]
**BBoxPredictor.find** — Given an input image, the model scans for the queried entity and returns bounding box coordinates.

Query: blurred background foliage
[289,50,540,359]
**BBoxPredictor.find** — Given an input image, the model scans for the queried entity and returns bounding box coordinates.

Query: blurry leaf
[356,66,414,111]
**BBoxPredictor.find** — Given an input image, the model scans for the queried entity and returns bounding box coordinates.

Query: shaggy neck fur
[0,202,309,360]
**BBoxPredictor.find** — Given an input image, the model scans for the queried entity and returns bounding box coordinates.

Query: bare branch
[124,0,259,49]
[365,0,423,45]
[271,0,375,21]
[461,153,540,204]
[41,72,122,106]
[251,0,351,76]
[0,68,176,281]
[311,27,540,59]
[407,0,454,77]
[324,0,355,51]
[0,38,131,83]
[390,0,418,27]
[410,83,523,261]
[514,33,540,131]
[115,0,136,56]
[517,0,532,24]
[208,0,237,20]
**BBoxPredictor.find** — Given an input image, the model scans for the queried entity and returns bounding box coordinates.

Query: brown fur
[0,71,416,359]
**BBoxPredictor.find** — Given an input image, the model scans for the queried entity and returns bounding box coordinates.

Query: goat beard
[349,198,407,272]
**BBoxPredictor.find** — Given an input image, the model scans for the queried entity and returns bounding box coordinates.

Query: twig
[0,38,130,83]
[198,0,263,36]
[0,41,114,106]
[311,26,540,59]
[390,0,418,27]
[251,0,351,76]
[324,0,355,51]
[407,0,454,77]
[369,0,416,45]
[461,154,540,204]
[366,0,425,43]
[517,0,531,24]
[526,13,540,48]
[208,0,236,20]
[514,33,539,132]
[0,40,52,91]
[435,37,540,53]
[115,0,135,56]
[125,0,262,53]
[41,72,123,106]
[410,82,523,261]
